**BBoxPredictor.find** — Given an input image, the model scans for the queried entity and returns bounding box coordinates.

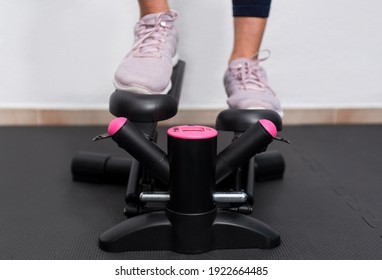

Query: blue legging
[233,0,272,18]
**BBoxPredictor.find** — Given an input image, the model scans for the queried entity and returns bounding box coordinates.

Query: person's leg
[224,0,283,116]
[229,17,267,62]
[138,0,170,18]
[114,1,178,94]
[229,0,271,62]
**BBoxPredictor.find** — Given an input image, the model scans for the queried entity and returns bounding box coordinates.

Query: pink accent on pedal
[259,119,277,138]
[108,117,128,136]
[167,125,218,140]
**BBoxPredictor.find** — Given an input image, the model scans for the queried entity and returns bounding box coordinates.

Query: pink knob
[259,119,277,138]
[108,117,128,136]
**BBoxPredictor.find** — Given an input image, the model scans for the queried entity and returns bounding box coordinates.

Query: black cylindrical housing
[255,151,285,182]
[216,121,274,183]
[71,151,132,184]
[112,120,169,184]
[166,125,218,253]
[167,208,216,254]
[167,126,217,214]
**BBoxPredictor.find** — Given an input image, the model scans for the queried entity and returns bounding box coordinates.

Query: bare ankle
[139,0,170,18]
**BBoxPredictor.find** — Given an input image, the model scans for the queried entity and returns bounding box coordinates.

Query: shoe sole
[113,80,173,95]
[114,54,179,95]
[246,106,284,118]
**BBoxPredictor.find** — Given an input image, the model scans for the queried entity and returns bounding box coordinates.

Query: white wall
[1,0,382,110]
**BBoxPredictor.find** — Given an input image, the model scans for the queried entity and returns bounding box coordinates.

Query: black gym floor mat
[0,125,381,259]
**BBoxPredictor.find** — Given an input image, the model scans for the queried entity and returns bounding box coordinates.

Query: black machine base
[99,209,280,254]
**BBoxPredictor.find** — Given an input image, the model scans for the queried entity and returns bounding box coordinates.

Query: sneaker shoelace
[230,50,271,92]
[133,10,177,58]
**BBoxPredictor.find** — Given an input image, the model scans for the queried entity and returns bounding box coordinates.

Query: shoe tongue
[140,13,157,25]
[140,11,174,26]
[135,11,174,56]
[229,57,265,88]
